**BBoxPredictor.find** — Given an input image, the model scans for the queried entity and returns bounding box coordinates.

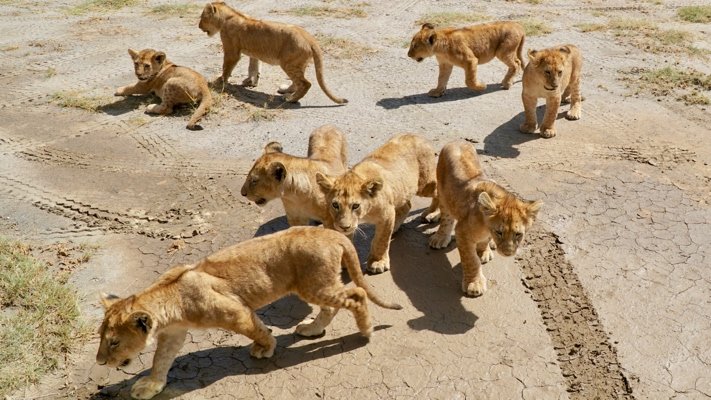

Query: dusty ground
[1,0,710,399]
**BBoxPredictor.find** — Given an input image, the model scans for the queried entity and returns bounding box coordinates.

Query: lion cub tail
[311,43,348,105]
[186,83,212,130]
[341,241,402,310]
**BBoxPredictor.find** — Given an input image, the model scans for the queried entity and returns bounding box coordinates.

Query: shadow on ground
[217,82,345,109]
[376,83,504,110]
[482,105,567,158]
[89,326,390,399]
[98,95,160,116]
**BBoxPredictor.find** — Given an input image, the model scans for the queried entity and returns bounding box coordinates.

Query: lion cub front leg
[115,81,150,97]
[519,93,538,134]
[429,212,455,249]
[428,63,453,97]
[130,329,187,400]
[539,95,562,139]
[456,224,487,297]
[366,212,395,274]
[476,240,494,264]
[464,58,487,91]
[296,306,338,337]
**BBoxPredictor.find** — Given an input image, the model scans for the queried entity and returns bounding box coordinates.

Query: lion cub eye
[515,232,523,240]
[545,71,551,76]
[109,339,120,349]
[351,204,360,210]
[331,202,340,210]
[495,230,504,238]
[557,71,563,77]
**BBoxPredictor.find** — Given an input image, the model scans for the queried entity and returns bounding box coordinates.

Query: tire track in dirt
[0,174,208,239]
[516,226,634,399]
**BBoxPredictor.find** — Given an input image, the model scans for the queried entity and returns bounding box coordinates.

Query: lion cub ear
[153,51,166,65]
[269,162,286,182]
[478,192,498,216]
[130,311,153,335]
[527,49,540,65]
[526,200,543,222]
[100,292,121,309]
[421,22,435,30]
[264,142,283,154]
[316,172,334,193]
[559,46,571,54]
[363,178,383,197]
[128,49,138,60]
[428,31,437,46]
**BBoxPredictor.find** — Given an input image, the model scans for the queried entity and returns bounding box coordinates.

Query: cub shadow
[376,83,505,110]
[89,326,390,400]
[482,105,568,159]
[388,208,478,334]
[98,94,160,116]
[216,82,344,109]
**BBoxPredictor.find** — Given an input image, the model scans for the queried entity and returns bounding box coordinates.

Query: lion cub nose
[240,187,247,196]
[339,224,352,231]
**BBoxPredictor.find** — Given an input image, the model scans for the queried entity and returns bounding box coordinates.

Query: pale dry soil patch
[1,0,710,399]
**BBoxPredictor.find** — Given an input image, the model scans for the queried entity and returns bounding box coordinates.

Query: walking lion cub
[96,227,401,399]
[408,21,525,97]
[429,141,542,297]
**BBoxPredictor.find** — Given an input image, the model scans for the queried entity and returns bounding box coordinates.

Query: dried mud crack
[517,226,634,399]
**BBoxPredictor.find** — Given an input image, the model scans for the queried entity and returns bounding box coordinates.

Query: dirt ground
[1,0,710,399]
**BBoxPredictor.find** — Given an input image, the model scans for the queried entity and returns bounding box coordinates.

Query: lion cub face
[198,2,221,37]
[241,142,286,206]
[478,192,542,256]
[317,172,381,235]
[128,49,166,82]
[527,46,572,92]
[95,294,154,368]
[408,23,437,62]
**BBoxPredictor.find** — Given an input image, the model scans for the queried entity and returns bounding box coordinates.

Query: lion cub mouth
[544,86,556,91]
[255,198,267,206]
[416,57,424,62]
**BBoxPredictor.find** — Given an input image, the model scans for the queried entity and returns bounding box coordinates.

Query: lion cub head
[95,293,154,368]
[526,46,573,92]
[128,48,166,82]
[241,142,290,206]
[199,1,224,37]
[477,185,542,256]
[408,23,437,62]
[316,172,382,235]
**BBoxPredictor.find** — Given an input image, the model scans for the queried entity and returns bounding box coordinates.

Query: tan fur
[96,227,401,400]
[241,125,349,226]
[199,1,347,104]
[316,134,439,274]
[429,141,542,297]
[115,49,212,130]
[407,21,525,97]
[520,44,583,138]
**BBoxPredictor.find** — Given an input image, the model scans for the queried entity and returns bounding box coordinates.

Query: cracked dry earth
[2,0,710,399]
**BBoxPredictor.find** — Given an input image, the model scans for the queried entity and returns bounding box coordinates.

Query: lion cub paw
[463,276,488,297]
[130,377,166,400]
[566,108,581,121]
[242,76,259,87]
[114,86,128,96]
[429,231,452,249]
[295,320,325,337]
[479,248,494,264]
[250,337,276,359]
[539,127,557,139]
[367,259,390,274]
[519,122,537,134]
[427,88,445,98]
[422,209,440,223]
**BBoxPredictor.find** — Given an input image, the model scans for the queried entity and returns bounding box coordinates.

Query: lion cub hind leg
[299,286,372,337]
[296,306,338,337]
[498,52,521,90]
[393,200,412,233]
[429,213,455,249]
[476,240,494,264]
[281,64,311,103]
[224,309,276,359]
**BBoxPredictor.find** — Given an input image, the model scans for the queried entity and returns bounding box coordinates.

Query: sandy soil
[1,0,710,399]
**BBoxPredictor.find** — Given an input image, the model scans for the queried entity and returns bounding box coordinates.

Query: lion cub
[408,21,525,97]
[96,227,401,400]
[429,141,542,297]
[115,49,212,130]
[317,134,439,274]
[241,125,348,226]
[520,44,583,138]
[199,1,347,104]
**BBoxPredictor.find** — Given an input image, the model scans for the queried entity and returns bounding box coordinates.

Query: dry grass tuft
[68,0,140,15]
[415,12,489,27]
[677,5,711,23]
[149,3,200,18]
[621,66,711,106]
[51,91,109,112]
[275,6,367,19]
[0,239,87,397]
[519,19,552,36]
[315,34,377,60]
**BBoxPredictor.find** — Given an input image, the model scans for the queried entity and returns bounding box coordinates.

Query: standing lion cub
[96,227,401,399]
[520,44,583,138]
[115,49,212,130]
[317,134,439,274]
[408,21,525,97]
[429,141,542,297]
[241,124,348,226]
[199,1,347,104]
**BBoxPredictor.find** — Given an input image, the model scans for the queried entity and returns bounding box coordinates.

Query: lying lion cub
[115,49,212,130]
[317,134,439,274]
[429,141,542,297]
[408,21,525,97]
[520,44,583,138]
[199,1,347,104]
[96,227,401,399]
[241,125,348,226]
